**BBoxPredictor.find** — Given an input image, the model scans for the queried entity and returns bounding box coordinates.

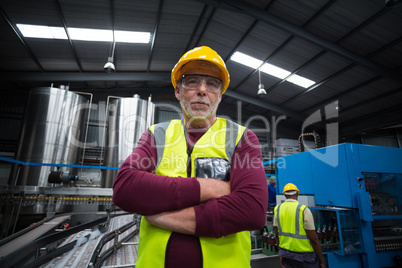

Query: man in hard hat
[273,183,326,268]
[113,46,268,268]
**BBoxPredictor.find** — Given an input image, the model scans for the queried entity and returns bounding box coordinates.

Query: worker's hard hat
[171,46,230,94]
[283,183,299,195]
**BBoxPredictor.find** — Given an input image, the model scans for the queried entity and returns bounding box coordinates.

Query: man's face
[175,67,222,123]
[271,178,276,185]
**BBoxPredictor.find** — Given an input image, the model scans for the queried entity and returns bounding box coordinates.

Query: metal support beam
[195,0,402,84]
[232,0,336,93]
[0,71,303,120]
[340,105,402,137]
[194,8,216,47]
[225,90,304,120]
[147,0,164,72]
[184,5,209,52]
[54,0,83,72]
[0,7,44,72]
[0,72,171,82]
[301,76,381,115]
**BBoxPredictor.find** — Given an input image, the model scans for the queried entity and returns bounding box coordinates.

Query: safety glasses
[181,74,222,93]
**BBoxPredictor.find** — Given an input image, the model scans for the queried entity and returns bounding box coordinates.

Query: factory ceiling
[0,0,401,139]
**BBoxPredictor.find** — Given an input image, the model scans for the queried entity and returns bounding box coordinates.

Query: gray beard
[180,97,218,120]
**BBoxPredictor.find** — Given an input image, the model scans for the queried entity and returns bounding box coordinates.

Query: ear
[174,86,181,101]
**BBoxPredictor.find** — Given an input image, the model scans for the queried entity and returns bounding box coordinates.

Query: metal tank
[102,95,154,188]
[9,87,88,187]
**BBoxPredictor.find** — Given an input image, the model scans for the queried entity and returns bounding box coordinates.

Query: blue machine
[274,143,402,268]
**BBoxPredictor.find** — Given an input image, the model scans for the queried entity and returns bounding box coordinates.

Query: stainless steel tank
[102,95,154,188]
[10,87,88,187]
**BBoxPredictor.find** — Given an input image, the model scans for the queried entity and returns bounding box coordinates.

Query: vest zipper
[187,147,194,178]
[183,123,195,178]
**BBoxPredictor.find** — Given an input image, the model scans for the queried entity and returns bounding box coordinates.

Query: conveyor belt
[8,214,279,268]
[100,226,139,267]
[40,214,137,268]
[0,215,107,268]
[0,215,70,258]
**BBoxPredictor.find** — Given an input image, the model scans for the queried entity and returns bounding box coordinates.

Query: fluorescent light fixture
[260,63,291,79]
[16,24,151,44]
[287,74,316,88]
[17,24,67,39]
[230,52,262,69]
[230,51,316,88]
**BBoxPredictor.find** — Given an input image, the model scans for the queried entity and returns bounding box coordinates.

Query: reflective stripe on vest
[136,118,250,268]
[275,201,314,252]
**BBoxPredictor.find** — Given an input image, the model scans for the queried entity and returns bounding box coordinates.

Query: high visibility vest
[136,118,250,268]
[274,201,314,253]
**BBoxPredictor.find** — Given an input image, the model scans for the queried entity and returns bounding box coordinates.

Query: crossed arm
[145,178,231,235]
[112,130,267,238]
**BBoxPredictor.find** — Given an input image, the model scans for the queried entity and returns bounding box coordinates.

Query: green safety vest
[136,118,251,268]
[274,201,314,253]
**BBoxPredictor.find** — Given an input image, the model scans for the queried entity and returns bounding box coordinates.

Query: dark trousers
[282,257,320,268]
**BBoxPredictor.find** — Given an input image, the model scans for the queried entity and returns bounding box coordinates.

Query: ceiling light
[257,70,267,96]
[104,30,116,72]
[104,57,115,72]
[258,84,267,95]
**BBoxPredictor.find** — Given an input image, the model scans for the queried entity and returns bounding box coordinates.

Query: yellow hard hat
[171,46,230,94]
[283,183,299,195]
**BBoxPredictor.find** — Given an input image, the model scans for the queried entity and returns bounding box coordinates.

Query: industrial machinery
[9,86,88,187]
[273,143,402,268]
[0,86,282,267]
[103,94,154,188]
[2,87,90,236]
[0,87,155,267]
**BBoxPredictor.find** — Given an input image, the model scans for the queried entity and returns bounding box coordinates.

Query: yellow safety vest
[136,118,250,268]
[274,201,314,253]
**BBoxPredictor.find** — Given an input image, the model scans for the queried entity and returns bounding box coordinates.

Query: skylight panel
[260,63,291,79]
[16,24,151,44]
[68,27,112,42]
[230,51,316,88]
[287,74,316,88]
[230,52,262,69]
[115,30,150,43]
[17,24,67,39]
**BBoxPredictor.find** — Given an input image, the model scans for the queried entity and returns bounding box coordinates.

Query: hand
[144,207,196,235]
[319,262,326,268]
[197,178,230,202]
[280,256,285,268]
[144,213,162,226]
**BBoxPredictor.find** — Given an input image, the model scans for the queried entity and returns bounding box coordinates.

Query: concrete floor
[251,253,281,268]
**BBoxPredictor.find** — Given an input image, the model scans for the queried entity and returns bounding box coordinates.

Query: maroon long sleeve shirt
[113,127,268,267]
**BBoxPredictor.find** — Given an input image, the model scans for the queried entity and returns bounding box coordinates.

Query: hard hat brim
[284,190,298,195]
